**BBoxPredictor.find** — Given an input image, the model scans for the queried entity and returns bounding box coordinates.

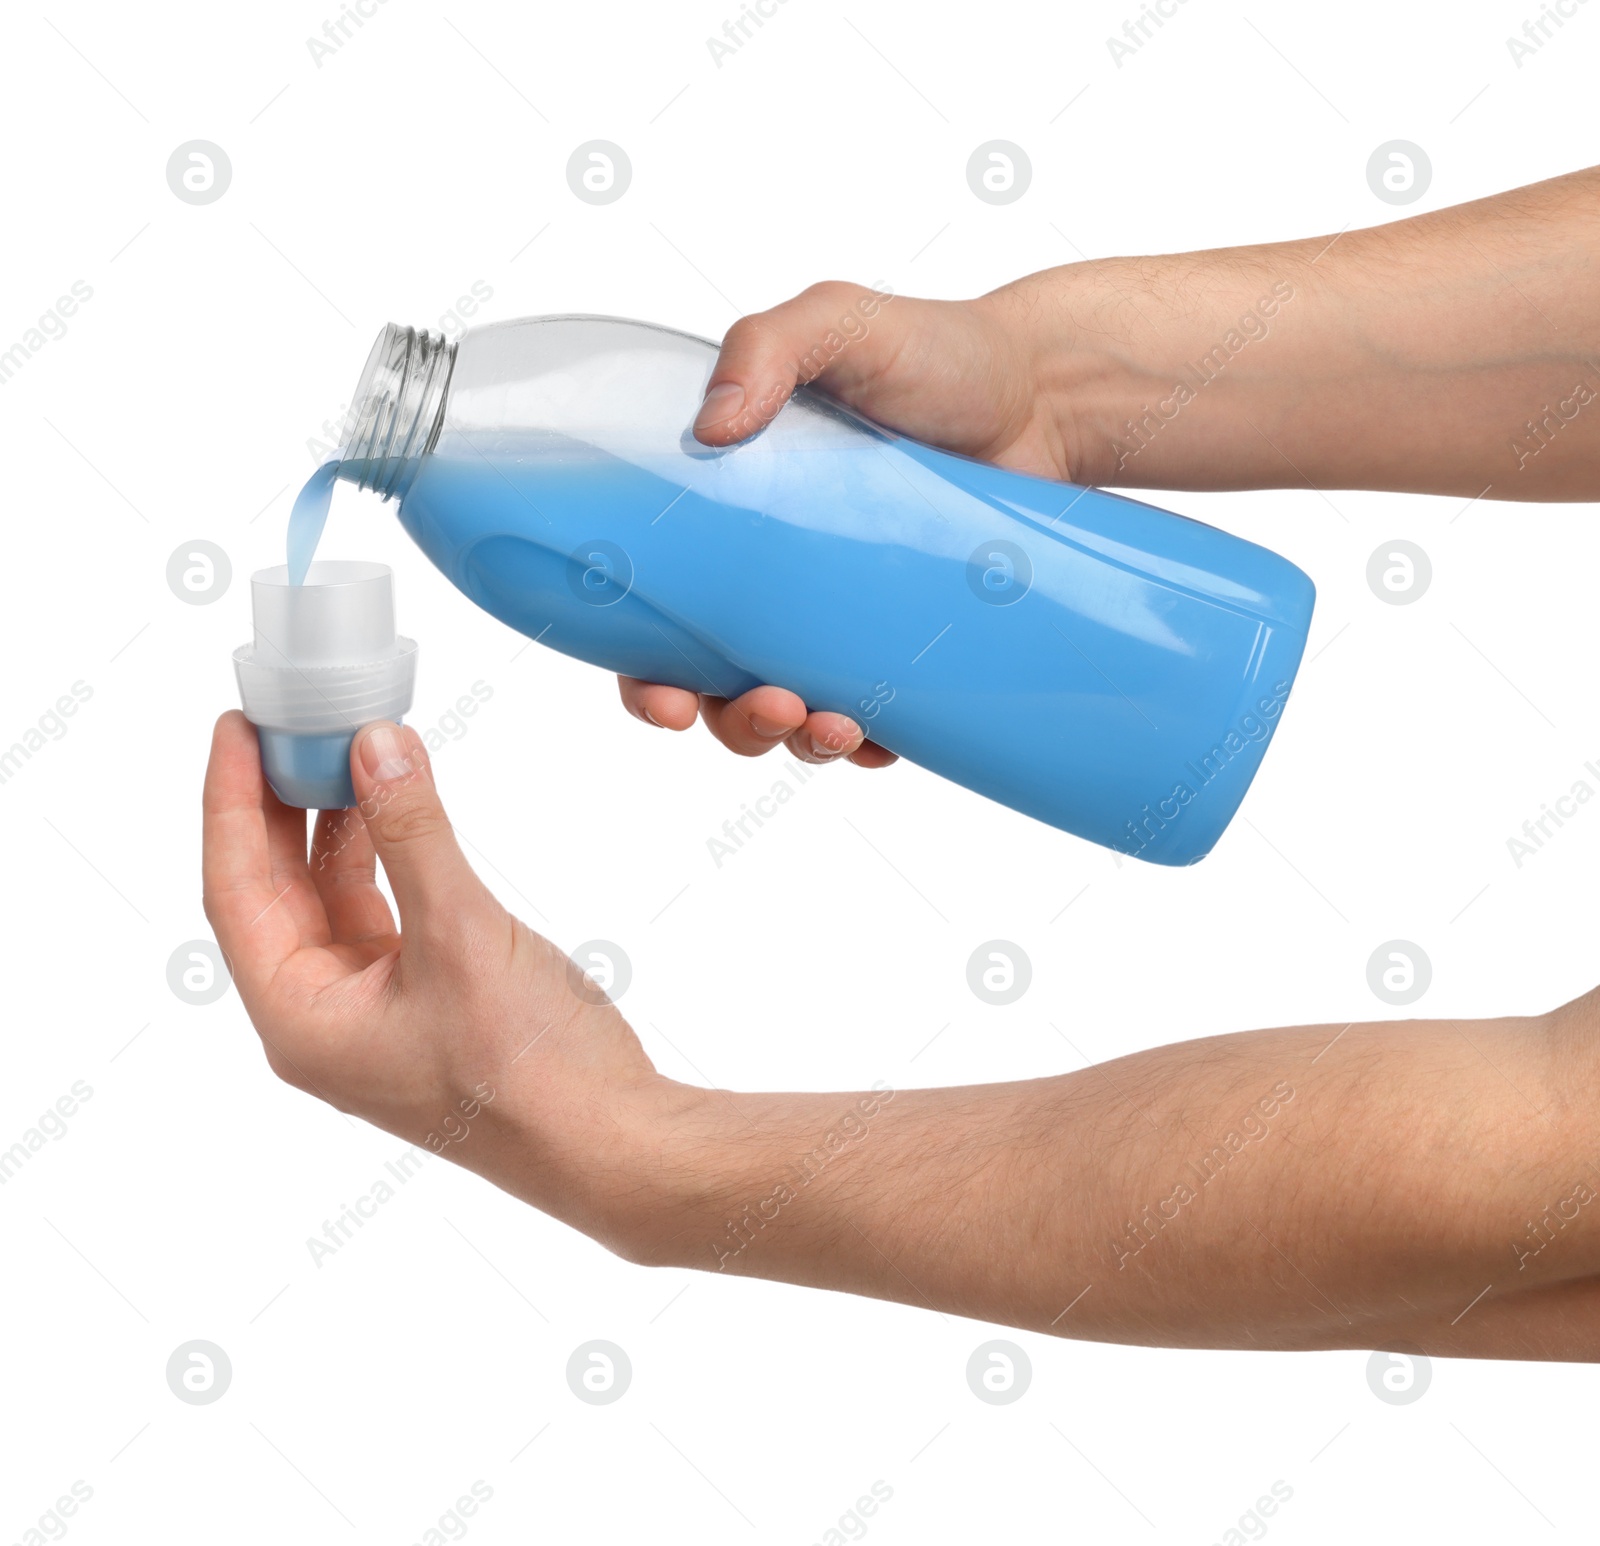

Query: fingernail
[805,733,848,761]
[358,722,415,783]
[749,713,790,740]
[693,380,745,434]
[640,707,662,727]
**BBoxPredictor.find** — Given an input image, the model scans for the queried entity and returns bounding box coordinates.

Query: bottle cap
[233,559,418,808]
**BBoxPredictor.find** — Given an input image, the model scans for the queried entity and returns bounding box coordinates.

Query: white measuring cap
[233,560,418,808]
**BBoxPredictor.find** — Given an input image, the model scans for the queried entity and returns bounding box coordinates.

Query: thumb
[350,721,487,934]
[692,280,897,446]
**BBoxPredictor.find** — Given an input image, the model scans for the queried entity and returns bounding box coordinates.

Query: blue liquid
[287,460,340,585]
[268,459,380,808]
[259,726,360,810]
[257,722,406,810]
[382,427,1314,863]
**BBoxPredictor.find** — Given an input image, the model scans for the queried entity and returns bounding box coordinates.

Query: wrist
[597,1078,731,1266]
[587,1081,902,1274]
[596,1081,795,1271]
[444,1065,691,1257]
[990,244,1331,488]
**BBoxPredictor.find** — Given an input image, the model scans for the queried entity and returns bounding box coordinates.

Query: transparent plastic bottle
[313,316,1315,863]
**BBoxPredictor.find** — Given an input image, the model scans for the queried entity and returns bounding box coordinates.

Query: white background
[2,0,1597,1540]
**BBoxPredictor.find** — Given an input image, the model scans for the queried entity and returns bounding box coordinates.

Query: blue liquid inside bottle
[318,317,1315,863]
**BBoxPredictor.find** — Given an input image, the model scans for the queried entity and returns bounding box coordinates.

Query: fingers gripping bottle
[298,315,1315,862]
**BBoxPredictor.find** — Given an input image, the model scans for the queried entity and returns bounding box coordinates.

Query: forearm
[566,997,1600,1358]
[1006,166,1600,499]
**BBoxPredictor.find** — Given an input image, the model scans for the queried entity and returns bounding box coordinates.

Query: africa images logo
[1118,681,1293,859]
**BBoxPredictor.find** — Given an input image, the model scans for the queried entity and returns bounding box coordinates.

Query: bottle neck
[338,323,455,501]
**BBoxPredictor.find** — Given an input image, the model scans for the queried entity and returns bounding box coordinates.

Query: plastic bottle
[295,316,1315,862]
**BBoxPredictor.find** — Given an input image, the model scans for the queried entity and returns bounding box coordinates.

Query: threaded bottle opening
[340,323,456,501]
